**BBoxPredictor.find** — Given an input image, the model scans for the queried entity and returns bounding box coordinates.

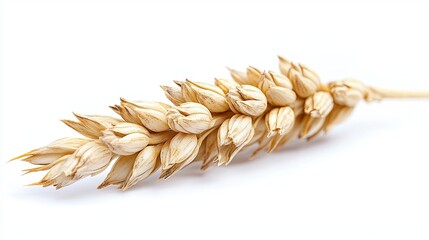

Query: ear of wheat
[12,56,429,190]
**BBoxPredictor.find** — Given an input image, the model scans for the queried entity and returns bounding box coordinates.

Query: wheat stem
[371,87,429,99]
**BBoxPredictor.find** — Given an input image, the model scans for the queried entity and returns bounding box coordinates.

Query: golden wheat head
[12,56,429,190]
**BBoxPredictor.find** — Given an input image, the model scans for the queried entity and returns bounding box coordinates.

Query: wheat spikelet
[12,56,429,190]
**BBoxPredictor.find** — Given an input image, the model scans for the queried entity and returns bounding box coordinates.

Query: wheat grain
[12,56,429,190]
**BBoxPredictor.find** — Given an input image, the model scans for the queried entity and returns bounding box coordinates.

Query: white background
[1,1,429,239]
